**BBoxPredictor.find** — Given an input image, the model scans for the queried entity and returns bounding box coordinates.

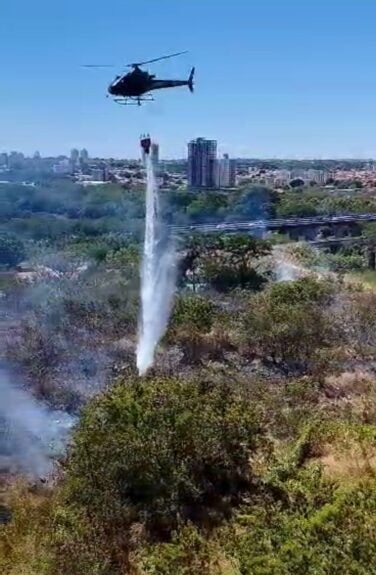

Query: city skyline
[5,147,376,162]
[2,1,376,158]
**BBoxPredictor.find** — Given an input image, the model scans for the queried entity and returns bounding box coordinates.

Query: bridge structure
[170,212,376,236]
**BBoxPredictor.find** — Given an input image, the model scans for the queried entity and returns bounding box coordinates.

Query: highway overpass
[170,212,376,235]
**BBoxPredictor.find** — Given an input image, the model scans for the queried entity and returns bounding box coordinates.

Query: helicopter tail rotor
[188,67,195,93]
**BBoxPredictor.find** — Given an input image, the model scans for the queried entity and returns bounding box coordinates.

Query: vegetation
[1,177,376,574]
[0,233,25,268]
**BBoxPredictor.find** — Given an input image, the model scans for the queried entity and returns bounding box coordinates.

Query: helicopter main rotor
[83,51,188,70]
[127,51,188,69]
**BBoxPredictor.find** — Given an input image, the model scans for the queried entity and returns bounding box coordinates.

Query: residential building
[8,152,25,169]
[0,153,8,168]
[70,148,80,169]
[307,169,329,185]
[188,137,217,189]
[151,143,159,166]
[214,154,237,188]
[53,159,71,174]
[80,149,89,163]
[91,166,109,182]
[80,148,89,169]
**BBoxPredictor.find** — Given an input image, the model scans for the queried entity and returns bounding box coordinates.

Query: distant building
[53,159,71,174]
[91,166,109,182]
[290,169,307,181]
[188,138,217,189]
[307,169,329,185]
[70,148,80,169]
[151,143,159,167]
[214,154,236,188]
[8,152,25,169]
[0,153,8,168]
[80,149,89,165]
[273,169,291,185]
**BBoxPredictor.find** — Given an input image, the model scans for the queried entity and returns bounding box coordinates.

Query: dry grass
[320,443,376,482]
[0,481,52,575]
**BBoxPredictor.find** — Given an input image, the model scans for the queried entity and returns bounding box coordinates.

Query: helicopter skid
[113,96,154,106]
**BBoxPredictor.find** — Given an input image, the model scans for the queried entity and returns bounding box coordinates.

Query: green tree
[51,376,260,574]
[181,234,271,292]
[0,233,25,268]
[362,222,376,269]
[243,278,339,375]
[186,192,228,222]
[200,235,271,292]
[289,178,305,188]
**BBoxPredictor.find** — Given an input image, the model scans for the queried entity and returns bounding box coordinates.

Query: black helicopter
[84,51,195,106]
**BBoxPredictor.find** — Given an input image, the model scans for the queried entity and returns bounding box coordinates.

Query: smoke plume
[0,366,75,476]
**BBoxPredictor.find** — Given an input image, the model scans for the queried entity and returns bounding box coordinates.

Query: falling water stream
[136,154,176,375]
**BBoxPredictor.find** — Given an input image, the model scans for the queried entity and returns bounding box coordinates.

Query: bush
[51,376,260,573]
[243,278,339,375]
[0,233,25,268]
[170,295,216,333]
[223,478,376,575]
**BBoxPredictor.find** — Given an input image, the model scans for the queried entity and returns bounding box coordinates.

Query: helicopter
[84,51,195,106]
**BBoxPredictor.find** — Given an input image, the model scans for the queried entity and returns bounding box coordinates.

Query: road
[170,212,376,235]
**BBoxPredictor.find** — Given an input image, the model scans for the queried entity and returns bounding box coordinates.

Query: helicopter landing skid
[113,96,155,106]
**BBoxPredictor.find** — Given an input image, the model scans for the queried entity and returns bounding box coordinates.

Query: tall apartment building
[80,148,89,164]
[70,148,80,170]
[188,138,217,189]
[151,142,159,167]
[214,154,237,188]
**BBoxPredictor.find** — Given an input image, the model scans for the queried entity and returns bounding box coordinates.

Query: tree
[186,192,228,222]
[180,234,271,293]
[52,376,260,574]
[289,178,305,188]
[277,198,318,218]
[362,223,376,269]
[0,233,25,268]
[243,278,339,375]
[232,186,278,219]
[200,235,271,292]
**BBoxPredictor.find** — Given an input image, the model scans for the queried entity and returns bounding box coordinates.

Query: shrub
[242,278,339,375]
[223,478,376,575]
[0,233,25,268]
[51,375,260,573]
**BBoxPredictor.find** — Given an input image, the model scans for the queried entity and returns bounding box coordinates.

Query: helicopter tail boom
[149,68,195,93]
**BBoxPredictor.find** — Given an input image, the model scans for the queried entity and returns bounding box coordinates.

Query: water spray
[136,137,176,375]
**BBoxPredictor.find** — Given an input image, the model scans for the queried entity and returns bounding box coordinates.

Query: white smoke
[136,155,176,375]
[0,367,75,476]
[275,260,305,282]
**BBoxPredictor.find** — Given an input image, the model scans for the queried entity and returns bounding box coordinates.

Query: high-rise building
[8,151,25,169]
[188,138,217,189]
[151,143,159,167]
[80,149,89,163]
[0,153,8,168]
[70,148,80,169]
[214,154,237,188]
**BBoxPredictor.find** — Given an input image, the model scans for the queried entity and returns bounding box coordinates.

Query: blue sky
[1,0,376,158]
